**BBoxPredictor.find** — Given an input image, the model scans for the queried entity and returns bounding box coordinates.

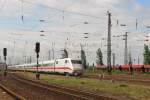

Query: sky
[137,0,150,6]
[0,0,149,65]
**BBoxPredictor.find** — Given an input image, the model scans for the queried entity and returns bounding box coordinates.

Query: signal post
[35,42,40,80]
[3,48,7,76]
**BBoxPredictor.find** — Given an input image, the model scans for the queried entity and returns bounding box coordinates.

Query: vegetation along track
[9,73,117,100]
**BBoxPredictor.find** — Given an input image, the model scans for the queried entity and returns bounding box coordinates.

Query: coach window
[49,63,53,66]
[65,60,68,64]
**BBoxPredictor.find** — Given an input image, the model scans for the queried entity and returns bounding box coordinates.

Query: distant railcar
[9,58,84,76]
[119,65,150,72]
[96,64,150,72]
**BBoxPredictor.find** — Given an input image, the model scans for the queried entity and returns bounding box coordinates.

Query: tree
[81,49,87,69]
[96,48,103,65]
[128,52,132,65]
[143,45,150,64]
[61,49,68,58]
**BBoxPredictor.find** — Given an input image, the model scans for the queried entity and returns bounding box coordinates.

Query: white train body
[10,58,84,75]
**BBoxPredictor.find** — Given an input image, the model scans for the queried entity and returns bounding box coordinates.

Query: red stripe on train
[28,66,72,70]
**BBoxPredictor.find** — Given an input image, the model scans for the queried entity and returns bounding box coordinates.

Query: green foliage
[96,48,103,65]
[143,45,150,64]
[62,49,68,58]
[81,49,87,69]
[128,52,132,65]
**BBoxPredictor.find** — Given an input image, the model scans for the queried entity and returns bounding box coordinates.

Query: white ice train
[10,58,84,76]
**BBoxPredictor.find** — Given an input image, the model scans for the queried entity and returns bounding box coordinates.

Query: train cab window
[71,60,82,64]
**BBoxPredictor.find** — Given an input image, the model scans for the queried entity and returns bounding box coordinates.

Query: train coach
[9,58,84,76]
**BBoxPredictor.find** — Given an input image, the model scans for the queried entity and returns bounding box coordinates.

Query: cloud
[0,0,149,65]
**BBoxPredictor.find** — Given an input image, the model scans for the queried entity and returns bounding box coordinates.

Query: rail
[0,83,26,100]
[11,73,117,100]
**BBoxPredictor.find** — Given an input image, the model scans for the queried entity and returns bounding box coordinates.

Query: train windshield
[71,60,82,64]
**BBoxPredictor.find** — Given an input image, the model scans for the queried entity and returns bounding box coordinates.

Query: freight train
[9,58,84,76]
[96,64,150,72]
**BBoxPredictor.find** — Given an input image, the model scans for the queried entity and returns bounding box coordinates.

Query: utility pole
[48,50,51,60]
[80,43,83,51]
[65,42,67,49]
[123,32,128,65]
[52,42,55,59]
[0,56,1,63]
[107,11,112,74]
[29,56,32,64]
[24,55,26,64]
[8,57,11,65]
[138,56,139,65]
[13,40,16,66]
[112,53,115,69]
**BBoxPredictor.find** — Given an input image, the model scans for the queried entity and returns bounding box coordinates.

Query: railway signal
[3,48,7,57]
[3,48,7,76]
[35,42,40,80]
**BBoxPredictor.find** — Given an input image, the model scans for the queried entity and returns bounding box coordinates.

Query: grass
[17,72,150,100]
[84,69,130,76]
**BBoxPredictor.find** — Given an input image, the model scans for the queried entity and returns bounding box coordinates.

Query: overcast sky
[0,0,150,65]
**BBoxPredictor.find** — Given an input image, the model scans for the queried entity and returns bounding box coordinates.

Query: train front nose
[73,64,84,75]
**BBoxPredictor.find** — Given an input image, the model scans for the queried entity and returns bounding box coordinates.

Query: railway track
[0,81,25,100]
[11,73,117,100]
[11,70,150,85]
[83,74,150,85]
